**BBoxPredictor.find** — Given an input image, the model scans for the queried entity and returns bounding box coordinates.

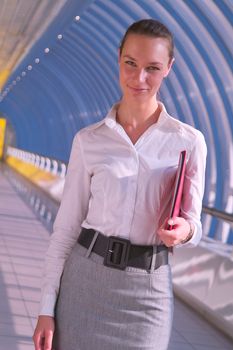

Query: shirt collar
[104,103,119,129]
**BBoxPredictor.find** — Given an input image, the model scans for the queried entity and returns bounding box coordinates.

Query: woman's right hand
[33,315,55,350]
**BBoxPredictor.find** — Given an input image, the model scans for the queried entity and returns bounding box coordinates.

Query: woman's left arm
[158,131,207,247]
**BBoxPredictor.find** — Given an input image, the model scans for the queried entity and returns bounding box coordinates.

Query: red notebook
[167,150,187,230]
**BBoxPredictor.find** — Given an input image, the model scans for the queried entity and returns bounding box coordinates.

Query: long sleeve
[39,132,91,316]
[179,131,207,247]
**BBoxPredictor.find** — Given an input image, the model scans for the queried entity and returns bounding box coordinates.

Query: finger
[167,218,174,226]
[34,332,43,350]
[158,229,176,247]
[166,217,178,230]
[158,217,170,230]
[160,227,175,235]
[163,238,174,248]
[44,330,54,350]
[157,227,166,238]
[168,232,181,245]
[168,216,181,226]
[168,216,186,227]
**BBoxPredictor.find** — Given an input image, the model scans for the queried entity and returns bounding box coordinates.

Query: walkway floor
[0,165,232,350]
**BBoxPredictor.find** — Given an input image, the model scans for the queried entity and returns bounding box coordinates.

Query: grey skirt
[53,243,174,350]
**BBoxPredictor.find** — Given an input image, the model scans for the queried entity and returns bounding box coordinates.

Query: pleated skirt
[53,243,174,350]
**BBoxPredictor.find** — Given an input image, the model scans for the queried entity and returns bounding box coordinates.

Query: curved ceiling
[0,0,232,234]
[0,0,67,90]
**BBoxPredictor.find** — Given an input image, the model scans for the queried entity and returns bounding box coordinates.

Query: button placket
[111,122,141,238]
[122,148,139,237]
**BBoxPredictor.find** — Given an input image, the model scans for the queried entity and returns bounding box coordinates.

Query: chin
[129,90,153,99]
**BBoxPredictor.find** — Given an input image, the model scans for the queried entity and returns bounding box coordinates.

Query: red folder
[167,150,187,230]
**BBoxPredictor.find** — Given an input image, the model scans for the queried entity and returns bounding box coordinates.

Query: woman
[33,19,207,350]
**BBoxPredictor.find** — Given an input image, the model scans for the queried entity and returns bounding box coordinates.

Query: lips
[128,85,148,92]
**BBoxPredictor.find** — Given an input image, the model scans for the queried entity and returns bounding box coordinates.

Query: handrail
[5,146,67,178]
[4,146,233,225]
[202,206,233,224]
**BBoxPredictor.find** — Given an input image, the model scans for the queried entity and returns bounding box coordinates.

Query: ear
[164,57,175,78]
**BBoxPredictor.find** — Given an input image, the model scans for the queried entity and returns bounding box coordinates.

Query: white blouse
[39,102,207,316]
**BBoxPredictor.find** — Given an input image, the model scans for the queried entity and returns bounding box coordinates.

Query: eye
[146,66,160,72]
[125,60,136,67]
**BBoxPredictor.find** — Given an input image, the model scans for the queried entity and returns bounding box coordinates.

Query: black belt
[78,228,168,271]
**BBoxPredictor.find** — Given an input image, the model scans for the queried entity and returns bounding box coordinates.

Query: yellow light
[0,118,6,159]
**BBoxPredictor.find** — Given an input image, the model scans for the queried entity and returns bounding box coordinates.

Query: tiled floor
[0,168,50,350]
[169,298,233,349]
[0,166,233,350]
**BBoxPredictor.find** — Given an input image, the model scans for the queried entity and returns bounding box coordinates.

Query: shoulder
[172,117,204,139]
[159,103,207,156]
[72,119,106,143]
[163,107,206,147]
[164,116,207,166]
[73,103,119,142]
[80,119,105,135]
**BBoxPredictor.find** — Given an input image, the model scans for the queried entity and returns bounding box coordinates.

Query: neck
[117,98,160,128]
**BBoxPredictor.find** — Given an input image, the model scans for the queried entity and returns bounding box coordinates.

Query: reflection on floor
[0,164,232,350]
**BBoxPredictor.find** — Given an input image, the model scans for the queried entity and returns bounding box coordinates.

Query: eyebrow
[123,55,163,66]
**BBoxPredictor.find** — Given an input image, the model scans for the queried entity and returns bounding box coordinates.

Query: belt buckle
[103,236,130,270]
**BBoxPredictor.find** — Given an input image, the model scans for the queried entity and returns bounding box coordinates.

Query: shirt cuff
[39,293,57,317]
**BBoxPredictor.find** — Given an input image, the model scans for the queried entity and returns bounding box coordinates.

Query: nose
[135,69,147,83]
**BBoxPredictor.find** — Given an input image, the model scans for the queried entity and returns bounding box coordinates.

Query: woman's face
[118,34,174,103]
